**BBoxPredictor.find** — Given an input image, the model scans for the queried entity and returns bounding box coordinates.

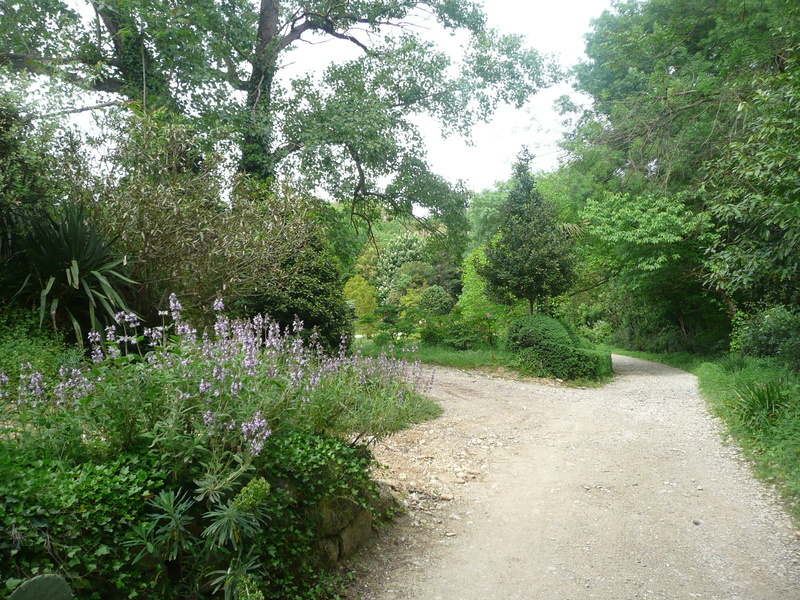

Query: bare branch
[30,101,124,120]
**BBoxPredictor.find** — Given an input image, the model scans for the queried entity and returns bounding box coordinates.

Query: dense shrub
[90,114,353,347]
[416,285,454,316]
[506,314,575,352]
[731,306,800,368]
[506,314,611,380]
[514,341,613,380]
[0,300,437,599]
[419,309,498,350]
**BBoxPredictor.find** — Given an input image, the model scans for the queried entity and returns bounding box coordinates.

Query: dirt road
[344,355,800,600]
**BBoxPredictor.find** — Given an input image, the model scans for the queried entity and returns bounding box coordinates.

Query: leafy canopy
[1,0,557,236]
[478,149,576,314]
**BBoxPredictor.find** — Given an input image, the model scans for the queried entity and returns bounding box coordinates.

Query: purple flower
[114,311,140,326]
[213,297,225,312]
[91,345,105,363]
[55,368,93,405]
[169,293,183,320]
[144,327,163,346]
[18,363,45,406]
[241,411,272,456]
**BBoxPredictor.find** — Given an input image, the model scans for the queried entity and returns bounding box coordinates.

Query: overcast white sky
[282,0,613,192]
[60,0,612,192]
[422,0,613,191]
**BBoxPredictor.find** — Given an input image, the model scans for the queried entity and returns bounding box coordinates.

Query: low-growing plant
[0,296,438,599]
[717,353,750,374]
[731,379,792,430]
[19,203,134,340]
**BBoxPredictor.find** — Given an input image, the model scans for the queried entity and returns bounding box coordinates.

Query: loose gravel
[343,355,800,600]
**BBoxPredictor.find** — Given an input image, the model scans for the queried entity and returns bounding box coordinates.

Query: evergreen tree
[478,150,576,314]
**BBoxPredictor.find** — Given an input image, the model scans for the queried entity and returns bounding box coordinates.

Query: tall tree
[703,53,800,305]
[0,0,554,234]
[554,0,800,351]
[569,0,797,192]
[478,149,576,314]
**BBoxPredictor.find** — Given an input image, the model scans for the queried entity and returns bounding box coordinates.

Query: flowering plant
[0,296,438,599]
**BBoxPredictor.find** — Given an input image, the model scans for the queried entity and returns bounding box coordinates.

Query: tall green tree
[478,150,576,314]
[703,53,800,305]
[570,0,797,192]
[553,0,800,351]
[1,0,554,234]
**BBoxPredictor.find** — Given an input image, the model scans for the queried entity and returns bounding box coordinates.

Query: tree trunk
[240,0,282,180]
[91,2,176,110]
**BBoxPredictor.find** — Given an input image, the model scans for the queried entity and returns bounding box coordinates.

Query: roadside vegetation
[2,0,800,597]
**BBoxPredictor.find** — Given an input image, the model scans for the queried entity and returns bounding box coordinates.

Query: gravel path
[343,355,800,600]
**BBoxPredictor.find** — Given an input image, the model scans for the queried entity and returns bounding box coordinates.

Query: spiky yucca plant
[20,203,135,343]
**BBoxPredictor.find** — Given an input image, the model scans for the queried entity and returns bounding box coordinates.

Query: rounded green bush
[417,285,454,316]
[506,314,574,352]
[507,314,612,380]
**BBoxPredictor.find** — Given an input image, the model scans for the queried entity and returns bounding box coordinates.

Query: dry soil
[342,355,800,600]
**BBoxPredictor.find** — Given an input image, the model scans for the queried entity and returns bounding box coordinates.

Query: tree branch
[0,52,125,93]
[30,101,124,120]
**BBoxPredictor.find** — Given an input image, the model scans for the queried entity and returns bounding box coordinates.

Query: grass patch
[356,339,515,371]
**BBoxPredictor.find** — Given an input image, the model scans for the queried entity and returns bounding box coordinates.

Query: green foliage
[454,246,526,328]
[572,0,795,191]
[478,150,576,313]
[0,309,438,598]
[732,379,792,430]
[0,452,164,597]
[416,285,454,317]
[514,343,613,381]
[467,183,509,249]
[419,308,499,351]
[374,232,425,303]
[558,0,800,358]
[385,262,436,307]
[11,203,135,343]
[344,275,379,335]
[506,314,577,352]
[0,308,81,387]
[91,114,352,347]
[3,1,553,237]
[580,191,709,275]
[731,306,800,367]
[506,314,612,381]
[704,52,800,303]
[0,94,79,263]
